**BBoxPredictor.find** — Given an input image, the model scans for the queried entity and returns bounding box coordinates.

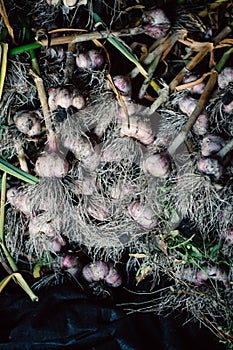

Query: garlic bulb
[127,202,157,229]
[48,86,85,111]
[120,116,154,145]
[35,152,69,178]
[113,75,132,97]
[76,49,104,70]
[198,157,223,179]
[7,187,31,217]
[142,8,171,39]
[218,67,233,89]
[179,96,209,135]
[104,263,122,287]
[14,110,42,136]
[142,153,171,178]
[82,261,122,287]
[86,200,109,221]
[182,74,205,94]
[201,135,226,157]
[82,261,109,282]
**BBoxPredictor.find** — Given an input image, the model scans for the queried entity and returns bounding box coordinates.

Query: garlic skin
[179,96,209,135]
[61,254,82,276]
[82,261,122,287]
[201,135,226,157]
[74,175,96,195]
[48,87,85,111]
[110,182,140,200]
[142,8,171,39]
[113,75,132,97]
[7,187,31,217]
[35,152,69,178]
[82,261,109,282]
[192,114,209,136]
[14,111,42,136]
[142,153,171,178]
[63,0,78,8]
[182,75,205,94]
[222,99,233,114]
[120,116,154,145]
[221,229,233,245]
[28,215,66,253]
[76,49,104,70]
[104,263,122,287]
[127,202,157,230]
[86,200,109,221]
[198,157,223,179]
[218,67,233,89]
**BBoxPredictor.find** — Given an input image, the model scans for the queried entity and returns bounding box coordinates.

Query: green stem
[0,158,39,184]
[215,46,233,73]
[9,42,42,56]
[0,173,18,271]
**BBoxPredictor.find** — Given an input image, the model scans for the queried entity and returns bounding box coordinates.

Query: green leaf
[0,158,39,184]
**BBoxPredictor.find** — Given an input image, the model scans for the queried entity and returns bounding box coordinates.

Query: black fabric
[0,278,227,350]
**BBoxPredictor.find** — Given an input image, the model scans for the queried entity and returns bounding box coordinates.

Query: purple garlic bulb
[7,187,31,217]
[35,152,69,178]
[142,8,171,39]
[201,135,226,157]
[127,202,157,229]
[218,67,233,89]
[142,153,171,178]
[61,254,82,276]
[198,157,223,179]
[179,95,209,135]
[182,74,205,94]
[86,200,109,221]
[104,263,122,287]
[48,87,85,111]
[113,75,132,97]
[76,49,104,70]
[82,261,110,282]
[14,110,42,136]
[120,116,154,145]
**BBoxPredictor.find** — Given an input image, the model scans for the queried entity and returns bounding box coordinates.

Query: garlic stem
[168,71,218,156]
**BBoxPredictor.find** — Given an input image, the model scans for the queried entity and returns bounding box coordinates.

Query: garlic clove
[82,261,110,282]
[142,8,171,39]
[35,152,69,178]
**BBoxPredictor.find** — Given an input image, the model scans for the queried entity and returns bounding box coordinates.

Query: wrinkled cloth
[0,275,226,350]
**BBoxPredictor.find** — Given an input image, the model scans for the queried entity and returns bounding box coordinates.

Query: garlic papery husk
[112,75,132,97]
[127,202,157,230]
[48,86,85,111]
[142,153,171,179]
[76,49,105,70]
[60,254,82,277]
[142,8,171,39]
[82,261,110,282]
[120,115,154,145]
[35,136,69,178]
[198,157,223,179]
[218,67,233,89]
[110,181,140,201]
[7,186,32,217]
[104,263,122,287]
[179,95,209,135]
[86,199,110,221]
[14,110,43,136]
[201,135,226,157]
[181,74,205,95]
